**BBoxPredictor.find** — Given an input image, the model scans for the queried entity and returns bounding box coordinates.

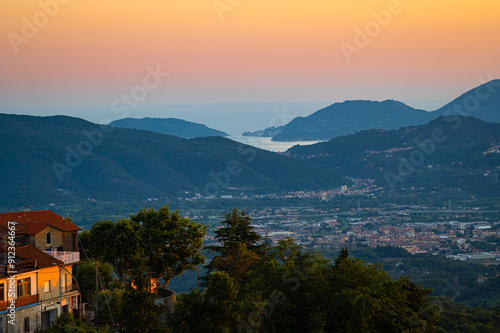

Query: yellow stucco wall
[0,263,77,332]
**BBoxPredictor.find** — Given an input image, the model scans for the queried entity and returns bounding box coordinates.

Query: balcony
[44,250,80,264]
[0,294,39,311]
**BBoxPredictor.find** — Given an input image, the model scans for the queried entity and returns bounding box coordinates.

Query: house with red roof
[0,210,81,265]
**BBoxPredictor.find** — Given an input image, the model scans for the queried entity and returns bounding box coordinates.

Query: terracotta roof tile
[0,210,81,234]
[0,245,63,277]
[13,245,64,268]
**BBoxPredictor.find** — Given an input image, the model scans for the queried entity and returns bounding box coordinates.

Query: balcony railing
[44,250,80,264]
[0,294,39,311]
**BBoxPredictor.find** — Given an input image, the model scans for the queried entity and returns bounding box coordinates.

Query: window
[0,283,4,302]
[61,274,66,293]
[46,232,52,245]
[43,280,51,293]
[17,278,31,297]
[24,317,30,332]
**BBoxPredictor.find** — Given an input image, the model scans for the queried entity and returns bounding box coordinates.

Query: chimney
[34,260,38,269]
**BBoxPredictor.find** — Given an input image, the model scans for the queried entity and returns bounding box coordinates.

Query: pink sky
[1,0,499,108]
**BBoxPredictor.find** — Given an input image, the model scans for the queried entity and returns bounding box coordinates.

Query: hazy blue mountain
[247,80,500,142]
[434,79,500,123]
[271,100,435,141]
[109,117,229,138]
[0,113,344,206]
[287,116,500,197]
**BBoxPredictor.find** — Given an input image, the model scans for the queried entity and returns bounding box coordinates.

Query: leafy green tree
[131,206,207,288]
[89,219,142,284]
[211,209,261,252]
[244,238,330,333]
[119,255,169,333]
[210,242,259,284]
[95,289,124,326]
[78,229,92,257]
[205,209,261,282]
[121,286,168,333]
[42,312,111,333]
[436,299,500,333]
[326,249,438,332]
[171,271,258,333]
[75,260,114,302]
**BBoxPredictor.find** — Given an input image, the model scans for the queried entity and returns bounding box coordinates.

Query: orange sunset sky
[1,0,499,109]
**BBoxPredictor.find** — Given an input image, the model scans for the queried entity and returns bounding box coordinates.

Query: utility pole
[95,263,98,321]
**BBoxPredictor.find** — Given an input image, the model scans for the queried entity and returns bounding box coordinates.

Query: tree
[205,209,261,281]
[326,249,438,332]
[78,229,92,257]
[42,312,111,333]
[75,260,114,302]
[209,242,259,284]
[120,261,168,333]
[85,205,206,288]
[88,219,142,284]
[171,271,257,333]
[171,236,438,332]
[131,205,207,288]
[210,209,261,252]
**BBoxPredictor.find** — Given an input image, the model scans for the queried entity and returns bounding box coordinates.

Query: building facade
[0,245,80,332]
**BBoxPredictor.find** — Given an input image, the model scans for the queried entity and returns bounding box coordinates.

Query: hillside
[287,116,500,197]
[434,79,500,123]
[247,80,500,141]
[108,117,228,138]
[0,114,344,207]
[272,100,434,141]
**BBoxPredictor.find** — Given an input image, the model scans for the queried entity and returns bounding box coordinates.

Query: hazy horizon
[0,99,449,135]
[2,1,499,115]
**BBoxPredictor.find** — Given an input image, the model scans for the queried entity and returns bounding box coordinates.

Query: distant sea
[228,135,324,152]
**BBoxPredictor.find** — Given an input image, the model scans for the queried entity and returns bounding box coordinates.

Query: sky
[1,0,499,126]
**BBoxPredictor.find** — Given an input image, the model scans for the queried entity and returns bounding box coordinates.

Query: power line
[78,233,116,327]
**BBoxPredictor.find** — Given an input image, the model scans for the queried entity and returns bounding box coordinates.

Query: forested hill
[247,79,500,141]
[287,116,500,197]
[435,79,500,123]
[108,117,229,138]
[0,113,344,206]
[271,99,434,141]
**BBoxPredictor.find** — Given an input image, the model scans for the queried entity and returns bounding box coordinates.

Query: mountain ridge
[287,116,500,197]
[0,113,344,207]
[108,117,229,138]
[244,80,500,141]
